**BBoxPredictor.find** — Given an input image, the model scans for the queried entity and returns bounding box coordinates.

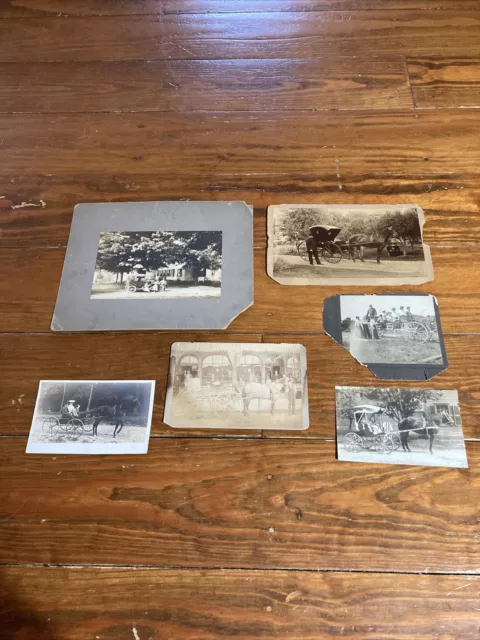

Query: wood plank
[1,12,480,62]
[1,245,480,333]
[0,332,263,438]
[0,332,479,439]
[1,566,480,640]
[0,58,413,114]
[1,174,479,249]
[1,111,480,180]
[2,0,480,17]
[0,437,478,571]
[408,57,480,108]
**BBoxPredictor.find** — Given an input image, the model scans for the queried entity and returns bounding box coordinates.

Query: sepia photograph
[339,294,445,366]
[91,230,222,299]
[336,386,467,468]
[164,343,309,430]
[267,204,433,286]
[26,380,156,454]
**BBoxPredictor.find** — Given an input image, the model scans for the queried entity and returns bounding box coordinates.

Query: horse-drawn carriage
[42,413,94,436]
[296,225,402,264]
[376,315,437,344]
[344,404,401,454]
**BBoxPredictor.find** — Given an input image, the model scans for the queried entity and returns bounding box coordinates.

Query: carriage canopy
[310,225,342,243]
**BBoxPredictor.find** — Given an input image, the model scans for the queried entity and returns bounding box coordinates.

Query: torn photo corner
[51,200,253,331]
[267,204,434,286]
[164,342,309,431]
[335,386,467,468]
[323,294,448,381]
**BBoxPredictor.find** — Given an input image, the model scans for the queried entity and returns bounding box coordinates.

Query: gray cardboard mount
[323,294,448,381]
[51,201,253,331]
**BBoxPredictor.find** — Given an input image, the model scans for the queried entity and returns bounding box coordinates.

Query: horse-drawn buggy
[296,225,402,264]
[344,404,401,454]
[42,413,94,436]
[125,272,167,293]
[376,315,437,344]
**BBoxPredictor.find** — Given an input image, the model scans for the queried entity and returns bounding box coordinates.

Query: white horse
[240,380,285,414]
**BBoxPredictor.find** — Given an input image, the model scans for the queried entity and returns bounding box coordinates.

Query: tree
[358,388,442,422]
[378,209,422,255]
[95,231,222,282]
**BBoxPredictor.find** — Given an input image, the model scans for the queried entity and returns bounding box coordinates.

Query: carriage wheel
[389,433,401,450]
[82,416,94,433]
[322,242,342,264]
[296,240,309,262]
[344,432,363,452]
[404,321,429,343]
[374,434,394,454]
[42,417,59,435]
[67,418,84,435]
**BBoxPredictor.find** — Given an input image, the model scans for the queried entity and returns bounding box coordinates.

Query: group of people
[351,304,416,340]
[127,272,168,293]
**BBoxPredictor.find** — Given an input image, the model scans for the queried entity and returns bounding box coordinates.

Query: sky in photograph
[340,295,436,320]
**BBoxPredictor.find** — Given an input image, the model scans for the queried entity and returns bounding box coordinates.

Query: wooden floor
[1,1,480,638]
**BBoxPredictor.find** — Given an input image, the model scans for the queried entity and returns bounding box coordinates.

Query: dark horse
[348,226,395,264]
[90,396,141,437]
[398,415,440,454]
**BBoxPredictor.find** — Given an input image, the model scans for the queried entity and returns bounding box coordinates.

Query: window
[179,355,198,365]
[239,355,261,366]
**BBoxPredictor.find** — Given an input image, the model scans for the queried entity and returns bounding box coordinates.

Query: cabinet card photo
[336,386,467,468]
[268,204,433,286]
[52,201,253,331]
[165,343,309,430]
[26,380,155,454]
[324,294,447,380]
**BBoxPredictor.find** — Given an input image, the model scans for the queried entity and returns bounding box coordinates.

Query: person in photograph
[362,314,372,339]
[62,399,79,418]
[369,317,380,340]
[366,304,377,321]
[306,232,322,265]
[406,306,414,321]
[353,316,364,339]
[286,376,296,415]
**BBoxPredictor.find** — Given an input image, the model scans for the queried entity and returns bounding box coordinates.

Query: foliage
[338,388,442,422]
[277,207,421,246]
[95,231,222,279]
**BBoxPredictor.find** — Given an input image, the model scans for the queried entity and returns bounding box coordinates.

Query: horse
[239,380,285,415]
[89,396,141,437]
[348,226,396,264]
[397,415,441,454]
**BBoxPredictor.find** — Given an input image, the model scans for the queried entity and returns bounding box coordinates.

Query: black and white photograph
[334,294,447,380]
[164,343,309,430]
[267,204,433,286]
[26,380,156,454]
[91,231,222,299]
[336,386,467,468]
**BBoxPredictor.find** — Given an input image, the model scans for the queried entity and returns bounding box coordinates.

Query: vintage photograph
[164,343,309,430]
[91,231,222,299]
[336,386,467,468]
[267,204,433,285]
[26,380,156,454]
[339,295,445,366]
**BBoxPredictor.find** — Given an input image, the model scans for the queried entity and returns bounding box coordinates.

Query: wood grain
[0,332,479,439]
[0,58,413,113]
[1,111,480,180]
[0,437,478,571]
[1,566,480,640]
[1,174,480,249]
[409,57,480,108]
[2,0,480,16]
[1,12,480,62]
[1,245,480,333]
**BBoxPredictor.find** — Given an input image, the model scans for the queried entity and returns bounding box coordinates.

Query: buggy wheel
[374,434,394,454]
[67,418,84,435]
[389,433,401,450]
[404,321,429,343]
[82,416,94,433]
[322,242,342,264]
[296,240,309,262]
[126,284,137,292]
[42,417,59,435]
[344,432,363,452]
